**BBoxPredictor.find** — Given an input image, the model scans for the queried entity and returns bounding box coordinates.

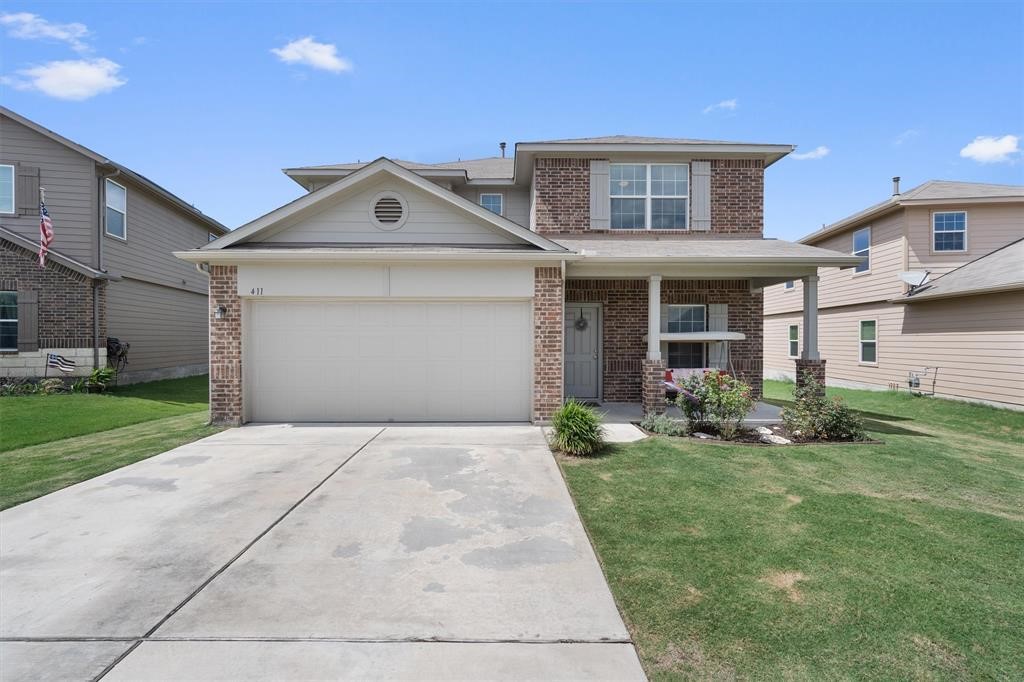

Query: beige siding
[106,278,208,375]
[103,177,213,295]
[0,114,97,264]
[453,186,530,227]
[765,291,1024,408]
[906,203,1024,276]
[259,177,522,245]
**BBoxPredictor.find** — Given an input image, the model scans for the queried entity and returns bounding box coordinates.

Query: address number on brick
[250,287,264,296]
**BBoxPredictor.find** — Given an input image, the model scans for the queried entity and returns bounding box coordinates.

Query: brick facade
[707,158,764,235]
[532,266,564,422]
[641,358,668,415]
[209,265,242,425]
[566,278,763,402]
[533,158,590,235]
[794,358,827,397]
[0,239,106,352]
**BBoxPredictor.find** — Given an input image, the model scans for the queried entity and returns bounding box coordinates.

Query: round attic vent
[369,192,408,230]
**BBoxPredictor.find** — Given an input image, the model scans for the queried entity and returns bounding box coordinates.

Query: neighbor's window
[0,292,16,351]
[0,165,13,214]
[859,320,877,363]
[784,280,794,290]
[666,304,706,333]
[610,163,688,230]
[853,227,871,273]
[479,193,503,215]
[788,325,799,358]
[668,342,704,368]
[105,179,127,239]
[933,211,966,252]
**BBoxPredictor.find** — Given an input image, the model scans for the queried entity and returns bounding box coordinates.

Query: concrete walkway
[0,424,644,681]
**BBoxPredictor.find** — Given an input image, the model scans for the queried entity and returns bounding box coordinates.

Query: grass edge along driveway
[560,381,1024,681]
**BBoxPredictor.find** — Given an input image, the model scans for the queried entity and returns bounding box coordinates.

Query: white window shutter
[708,303,728,331]
[590,159,610,229]
[691,161,711,231]
[660,304,669,333]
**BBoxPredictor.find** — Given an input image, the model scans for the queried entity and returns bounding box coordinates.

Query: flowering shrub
[675,370,755,440]
[782,372,867,441]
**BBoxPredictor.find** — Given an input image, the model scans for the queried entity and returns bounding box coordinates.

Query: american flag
[47,353,76,373]
[39,195,54,268]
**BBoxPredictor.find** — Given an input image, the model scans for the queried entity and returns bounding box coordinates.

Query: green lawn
[561,381,1024,680]
[0,375,218,509]
[0,374,209,452]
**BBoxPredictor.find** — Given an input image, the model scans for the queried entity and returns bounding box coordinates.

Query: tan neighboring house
[176,136,861,425]
[763,179,1024,410]
[0,107,227,382]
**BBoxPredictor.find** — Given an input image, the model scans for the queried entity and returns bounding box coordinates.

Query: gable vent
[369,192,409,230]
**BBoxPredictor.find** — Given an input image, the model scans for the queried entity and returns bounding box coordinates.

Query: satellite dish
[899,271,930,287]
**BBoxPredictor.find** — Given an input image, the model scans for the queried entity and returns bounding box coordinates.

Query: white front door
[247,300,531,422]
[564,304,600,400]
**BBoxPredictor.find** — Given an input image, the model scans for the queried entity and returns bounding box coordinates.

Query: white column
[802,274,820,360]
[648,275,662,360]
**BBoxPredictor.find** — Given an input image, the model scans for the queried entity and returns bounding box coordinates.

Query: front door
[564,304,600,400]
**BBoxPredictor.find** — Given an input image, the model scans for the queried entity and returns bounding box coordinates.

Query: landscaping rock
[692,432,717,440]
[760,433,792,445]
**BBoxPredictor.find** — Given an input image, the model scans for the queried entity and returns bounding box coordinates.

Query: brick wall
[0,240,105,350]
[795,358,827,397]
[566,278,763,401]
[707,158,764,235]
[533,158,590,235]
[209,265,242,425]
[533,266,564,422]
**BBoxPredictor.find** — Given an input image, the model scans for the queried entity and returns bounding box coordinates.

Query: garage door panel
[248,301,531,422]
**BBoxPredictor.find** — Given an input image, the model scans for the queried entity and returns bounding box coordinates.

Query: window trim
[858,319,878,365]
[665,303,707,334]
[0,291,17,352]
[478,192,504,216]
[104,178,128,241]
[852,226,871,275]
[931,210,968,254]
[609,162,690,230]
[788,324,799,359]
[0,164,14,215]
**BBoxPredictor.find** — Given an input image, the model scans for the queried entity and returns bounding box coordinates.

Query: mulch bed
[632,421,884,446]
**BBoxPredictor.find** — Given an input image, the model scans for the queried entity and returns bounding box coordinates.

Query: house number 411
[250,287,264,295]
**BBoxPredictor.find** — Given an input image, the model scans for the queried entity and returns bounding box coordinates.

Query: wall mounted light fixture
[214,305,227,320]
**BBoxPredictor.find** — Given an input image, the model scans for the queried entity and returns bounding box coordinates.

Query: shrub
[37,378,67,394]
[551,399,605,456]
[0,379,37,396]
[781,371,867,441]
[86,367,117,392]
[675,370,755,440]
[640,412,688,436]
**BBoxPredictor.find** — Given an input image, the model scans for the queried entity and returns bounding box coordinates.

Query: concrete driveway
[0,425,644,681]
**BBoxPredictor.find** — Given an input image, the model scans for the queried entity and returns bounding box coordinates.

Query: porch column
[642,275,667,415]
[796,272,826,395]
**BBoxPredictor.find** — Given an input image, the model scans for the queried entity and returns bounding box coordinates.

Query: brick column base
[532,266,564,423]
[794,359,827,397]
[209,265,242,426]
[642,358,668,415]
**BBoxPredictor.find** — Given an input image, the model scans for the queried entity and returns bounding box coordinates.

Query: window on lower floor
[788,324,799,358]
[666,304,706,333]
[0,292,17,351]
[933,211,966,251]
[668,342,704,368]
[859,320,877,363]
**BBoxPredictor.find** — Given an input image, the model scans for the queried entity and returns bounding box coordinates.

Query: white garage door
[247,301,532,422]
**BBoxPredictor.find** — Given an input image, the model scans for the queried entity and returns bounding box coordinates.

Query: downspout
[95,167,120,370]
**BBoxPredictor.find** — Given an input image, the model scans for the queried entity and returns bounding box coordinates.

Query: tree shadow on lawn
[762,399,932,438]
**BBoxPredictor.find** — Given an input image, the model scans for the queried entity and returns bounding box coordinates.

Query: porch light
[214,305,227,320]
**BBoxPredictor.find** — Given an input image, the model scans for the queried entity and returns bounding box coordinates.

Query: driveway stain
[332,542,362,558]
[400,516,480,552]
[422,582,446,593]
[107,477,178,492]
[461,536,577,570]
[162,456,212,468]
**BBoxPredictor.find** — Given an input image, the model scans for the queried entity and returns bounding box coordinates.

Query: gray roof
[801,180,1024,244]
[0,225,119,280]
[898,238,1024,303]
[552,236,862,264]
[288,156,514,180]
[520,135,746,145]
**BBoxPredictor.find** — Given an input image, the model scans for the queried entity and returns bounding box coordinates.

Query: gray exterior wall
[453,186,530,227]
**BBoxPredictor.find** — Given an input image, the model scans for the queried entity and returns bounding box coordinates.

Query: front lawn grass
[561,382,1024,680]
[0,412,221,510]
[0,374,209,452]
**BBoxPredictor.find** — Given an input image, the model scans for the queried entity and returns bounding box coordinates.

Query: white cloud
[2,58,125,100]
[893,128,920,146]
[271,36,352,73]
[702,98,737,114]
[959,135,1020,163]
[0,12,89,52]
[791,145,830,161]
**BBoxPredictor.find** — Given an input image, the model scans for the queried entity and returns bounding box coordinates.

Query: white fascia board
[573,255,863,266]
[898,196,1024,206]
[890,283,1024,304]
[175,249,576,264]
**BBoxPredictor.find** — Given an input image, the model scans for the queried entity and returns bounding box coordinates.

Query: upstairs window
[610,163,688,230]
[0,165,13,214]
[784,280,794,290]
[0,292,16,351]
[933,211,966,252]
[479,193,504,216]
[105,179,127,240]
[667,304,706,333]
[788,324,799,358]
[853,227,871,273]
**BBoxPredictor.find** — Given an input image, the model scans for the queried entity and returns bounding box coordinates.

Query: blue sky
[1,1,1022,239]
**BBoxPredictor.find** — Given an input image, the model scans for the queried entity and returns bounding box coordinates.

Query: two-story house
[763,179,1024,410]
[0,107,227,383]
[176,136,860,425]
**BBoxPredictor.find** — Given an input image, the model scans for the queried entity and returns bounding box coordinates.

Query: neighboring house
[0,107,227,383]
[177,136,860,425]
[763,180,1024,410]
